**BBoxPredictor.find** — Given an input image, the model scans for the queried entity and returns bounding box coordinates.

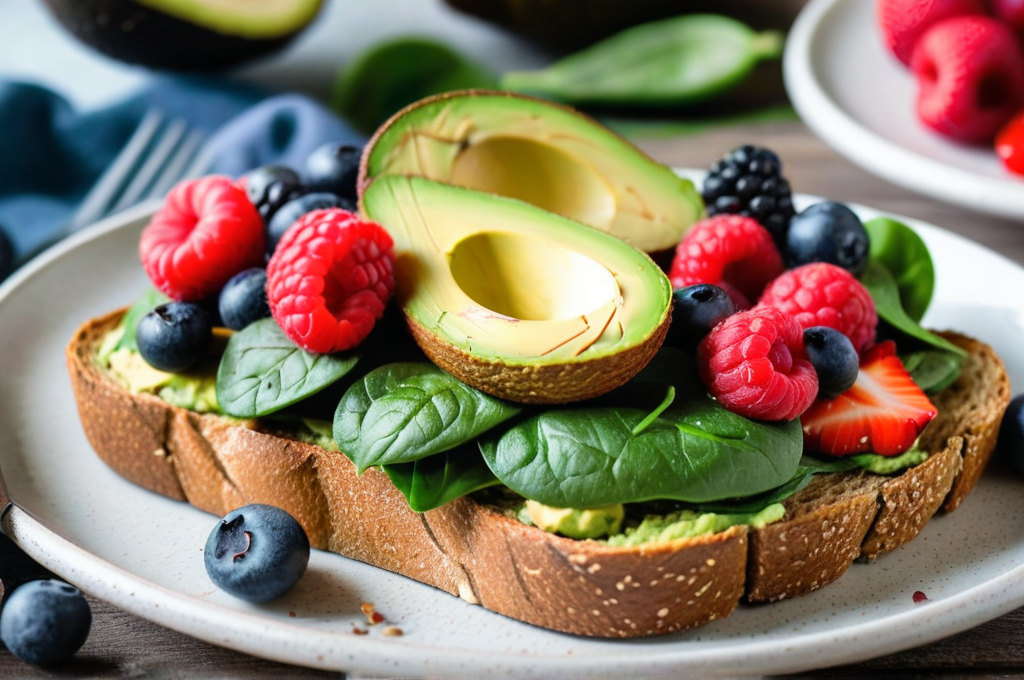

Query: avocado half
[361,175,672,404]
[359,91,703,254]
[42,0,324,70]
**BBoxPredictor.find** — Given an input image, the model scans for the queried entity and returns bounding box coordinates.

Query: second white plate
[784,0,1024,220]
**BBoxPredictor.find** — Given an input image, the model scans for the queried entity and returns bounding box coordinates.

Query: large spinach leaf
[864,217,935,322]
[216,318,360,418]
[479,390,803,509]
[335,363,521,473]
[860,259,964,391]
[383,444,500,513]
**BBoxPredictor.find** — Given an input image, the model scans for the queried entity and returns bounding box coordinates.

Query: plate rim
[2,191,1024,677]
[783,0,1024,221]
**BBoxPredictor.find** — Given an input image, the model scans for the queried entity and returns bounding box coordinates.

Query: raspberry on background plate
[877,0,986,66]
[267,209,395,354]
[912,15,1024,143]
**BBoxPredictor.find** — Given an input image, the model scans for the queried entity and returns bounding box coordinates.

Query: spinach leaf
[899,349,964,393]
[335,363,521,473]
[501,15,783,107]
[864,217,935,322]
[333,38,496,135]
[860,259,964,390]
[693,468,815,515]
[479,393,802,509]
[383,444,500,513]
[216,318,360,418]
[115,288,169,352]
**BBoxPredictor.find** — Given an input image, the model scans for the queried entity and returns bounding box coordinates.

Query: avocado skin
[443,0,802,51]
[42,0,310,71]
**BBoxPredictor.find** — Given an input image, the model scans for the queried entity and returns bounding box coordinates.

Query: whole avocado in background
[40,0,325,70]
[443,0,806,51]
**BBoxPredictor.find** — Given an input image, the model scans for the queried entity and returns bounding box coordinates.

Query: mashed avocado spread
[99,327,220,414]
[518,498,785,544]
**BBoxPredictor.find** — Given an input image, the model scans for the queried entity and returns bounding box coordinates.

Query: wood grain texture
[5,119,1024,677]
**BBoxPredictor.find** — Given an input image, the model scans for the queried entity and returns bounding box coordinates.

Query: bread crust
[67,314,1010,637]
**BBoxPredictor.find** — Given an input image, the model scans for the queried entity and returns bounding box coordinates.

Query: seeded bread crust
[67,314,1010,637]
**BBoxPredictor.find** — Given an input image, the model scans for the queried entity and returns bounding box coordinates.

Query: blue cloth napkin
[0,75,364,260]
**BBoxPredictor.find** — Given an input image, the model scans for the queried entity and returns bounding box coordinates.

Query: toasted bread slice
[66,313,1010,637]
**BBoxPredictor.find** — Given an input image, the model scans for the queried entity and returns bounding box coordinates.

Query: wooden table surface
[2,118,1023,678]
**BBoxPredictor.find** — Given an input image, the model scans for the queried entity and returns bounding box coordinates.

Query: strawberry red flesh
[801,341,937,456]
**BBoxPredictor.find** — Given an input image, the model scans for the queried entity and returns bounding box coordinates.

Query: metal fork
[15,109,212,267]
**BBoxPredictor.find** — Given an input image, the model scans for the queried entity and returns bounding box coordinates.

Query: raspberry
[992,0,1024,33]
[668,215,784,309]
[266,209,394,354]
[912,16,1024,143]
[140,176,265,302]
[697,306,818,421]
[758,263,877,353]
[877,0,985,66]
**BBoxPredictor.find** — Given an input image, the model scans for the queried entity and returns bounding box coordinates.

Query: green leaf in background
[860,259,965,391]
[603,104,797,140]
[383,444,500,512]
[333,37,497,135]
[114,288,169,353]
[216,318,360,418]
[500,14,783,107]
[864,217,935,322]
[334,362,521,473]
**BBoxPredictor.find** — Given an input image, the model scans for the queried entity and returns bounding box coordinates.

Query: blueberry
[267,192,355,255]
[218,268,270,331]
[665,284,736,352]
[0,580,91,666]
[0,223,13,283]
[998,395,1024,477]
[785,201,870,276]
[204,504,310,603]
[304,143,362,202]
[803,326,859,400]
[136,302,212,372]
[244,165,305,226]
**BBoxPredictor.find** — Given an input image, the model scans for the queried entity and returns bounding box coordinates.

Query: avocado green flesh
[525,501,625,539]
[135,0,323,38]
[106,345,220,414]
[605,504,784,547]
[364,93,703,253]
[362,175,671,364]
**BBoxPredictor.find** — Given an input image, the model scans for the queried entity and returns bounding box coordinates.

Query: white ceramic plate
[2,196,1024,678]
[784,0,1024,220]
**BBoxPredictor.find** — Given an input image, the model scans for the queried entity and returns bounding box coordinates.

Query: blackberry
[702,145,795,243]
[244,165,305,227]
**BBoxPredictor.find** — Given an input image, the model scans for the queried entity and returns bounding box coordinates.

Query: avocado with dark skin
[42,0,324,71]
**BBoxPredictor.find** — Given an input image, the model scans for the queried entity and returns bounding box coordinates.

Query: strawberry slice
[801,341,937,456]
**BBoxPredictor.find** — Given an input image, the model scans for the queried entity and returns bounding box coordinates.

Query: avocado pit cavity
[449,231,619,323]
